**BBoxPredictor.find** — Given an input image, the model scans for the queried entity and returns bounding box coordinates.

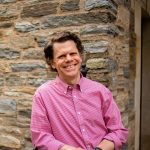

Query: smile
[64,64,76,70]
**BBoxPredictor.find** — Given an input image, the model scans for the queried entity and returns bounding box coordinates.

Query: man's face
[52,40,82,83]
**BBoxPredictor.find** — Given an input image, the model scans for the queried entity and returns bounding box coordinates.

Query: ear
[51,64,55,69]
[51,60,56,69]
[80,53,84,62]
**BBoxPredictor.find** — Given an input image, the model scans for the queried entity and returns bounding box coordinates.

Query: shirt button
[82,128,85,132]
[87,145,91,148]
[77,112,81,115]
[68,86,72,89]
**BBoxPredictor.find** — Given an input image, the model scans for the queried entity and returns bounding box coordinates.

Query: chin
[65,73,77,78]
[65,71,79,77]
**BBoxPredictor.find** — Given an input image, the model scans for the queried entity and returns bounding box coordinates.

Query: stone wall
[0,0,134,149]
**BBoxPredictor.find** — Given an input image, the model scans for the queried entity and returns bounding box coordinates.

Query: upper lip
[63,64,76,68]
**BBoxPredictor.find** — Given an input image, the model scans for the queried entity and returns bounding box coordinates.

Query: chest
[44,90,104,126]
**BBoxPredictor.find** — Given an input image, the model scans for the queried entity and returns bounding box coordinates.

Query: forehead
[53,40,77,52]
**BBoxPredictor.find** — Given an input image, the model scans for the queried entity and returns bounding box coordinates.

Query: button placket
[77,112,81,115]
[73,95,76,98]
[72,89,90,144]
[82,128,85,132]
[87,145,91,149]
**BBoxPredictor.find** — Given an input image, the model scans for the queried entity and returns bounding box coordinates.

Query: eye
[70,52,77,56]
[57,54,66,60]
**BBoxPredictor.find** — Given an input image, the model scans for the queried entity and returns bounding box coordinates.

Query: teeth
[65,65,74,69]
[67,65,73,68]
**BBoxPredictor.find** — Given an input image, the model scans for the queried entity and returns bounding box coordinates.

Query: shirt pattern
[30,76,128,150]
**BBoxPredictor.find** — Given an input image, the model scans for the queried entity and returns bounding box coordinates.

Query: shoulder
[34,79,55,96]
[82,78,113,104]
[82,77,109,92]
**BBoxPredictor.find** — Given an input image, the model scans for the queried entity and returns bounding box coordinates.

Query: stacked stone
[0,0,132,149]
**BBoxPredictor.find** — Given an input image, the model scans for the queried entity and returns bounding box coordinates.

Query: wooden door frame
[134,1,142,150]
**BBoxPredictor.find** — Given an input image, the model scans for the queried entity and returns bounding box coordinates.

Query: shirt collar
[54,75,84,94]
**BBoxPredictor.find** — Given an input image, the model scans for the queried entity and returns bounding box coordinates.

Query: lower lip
[65,65,75,71]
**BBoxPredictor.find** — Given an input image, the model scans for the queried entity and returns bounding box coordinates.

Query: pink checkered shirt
[30,76,128,150]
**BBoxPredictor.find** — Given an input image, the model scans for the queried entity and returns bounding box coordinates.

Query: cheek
[52,62,60,70]
[80,58,83,64]
[76,56,82,63]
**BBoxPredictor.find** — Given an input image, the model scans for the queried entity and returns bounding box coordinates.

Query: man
[30,32,128,150]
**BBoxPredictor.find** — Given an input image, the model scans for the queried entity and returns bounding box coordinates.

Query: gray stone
[10,36,35,49]
[28,0,54,3]
[0,117,17,126]
[83,41,109,53]
[60,0,79,11]
[0,99,16,116]
[123,67,129,78]
[41,12,116,29]
[80,24,120,37]
[0,89,2,96]
[30,71,49,77]
[24,141,34,150]
[0,78,4,86]
[24,129,30,141]
[0,126,22,136]
[35,36,49,47]
[17,117,31,128]
[27,78,47,87]
[85,0,117,13]
[0,63,11,73]
[22,49,44,59]
[0,31,2,38]
[0,0,16,3]
[87,68,110,74]
[86,58,108,69]
[5,74,26,86]
[18,109,31,118]
[86,58,118,73]
[24,129,31,140]
[0,48,20,59]
[11,62,46,72]
[3,87,35,98]
[1,29,13,36]
[0,22,13,28]
[4,91,32,98]
[17,99,32,110]
[15,21,40,33]
[21,2,58,18]
[107,59,118,71]
[87,72,109,83]
[0,6,18,21]
[0,73,4,78]
[0,135,21,148]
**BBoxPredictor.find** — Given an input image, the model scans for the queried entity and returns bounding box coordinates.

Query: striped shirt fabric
[30,76,128,150]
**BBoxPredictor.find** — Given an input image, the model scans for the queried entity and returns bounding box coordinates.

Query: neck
[60,74,80,85]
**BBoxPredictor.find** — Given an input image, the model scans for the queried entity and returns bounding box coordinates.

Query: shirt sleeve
[30,92,65,150]
[101,88,128,150]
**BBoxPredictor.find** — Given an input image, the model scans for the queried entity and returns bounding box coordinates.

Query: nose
[65,54,72,62]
